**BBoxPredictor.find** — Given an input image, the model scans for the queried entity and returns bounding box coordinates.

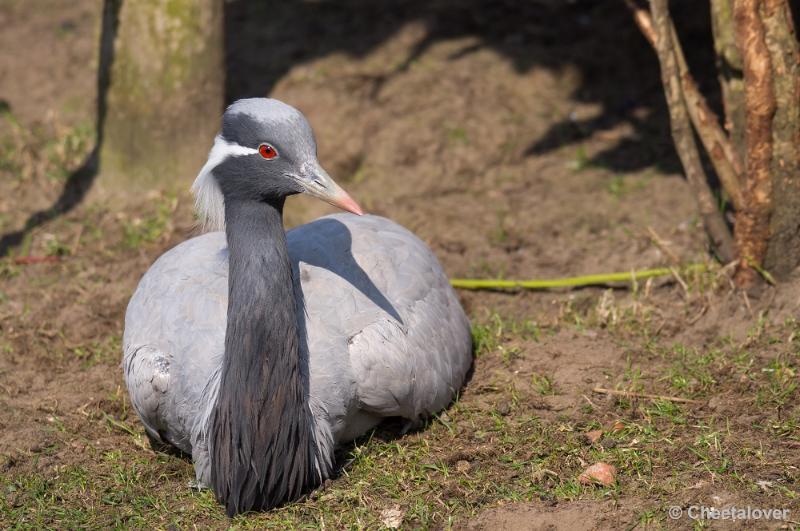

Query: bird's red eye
[258,144,277,159]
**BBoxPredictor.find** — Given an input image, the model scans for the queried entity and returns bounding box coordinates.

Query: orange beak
[301,160,364,216]
[325,189,364,216]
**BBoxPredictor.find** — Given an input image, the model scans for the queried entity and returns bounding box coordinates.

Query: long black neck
[209,197,325,516]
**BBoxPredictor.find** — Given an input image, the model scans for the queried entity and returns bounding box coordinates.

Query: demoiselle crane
[123,98,472,516]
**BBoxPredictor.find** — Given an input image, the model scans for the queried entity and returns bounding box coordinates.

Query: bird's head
[192,98,362,231]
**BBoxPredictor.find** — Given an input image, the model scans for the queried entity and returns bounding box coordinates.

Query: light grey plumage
[122,98,472,515]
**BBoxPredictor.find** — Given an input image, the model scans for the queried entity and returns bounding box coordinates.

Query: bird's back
[123,214,472,456]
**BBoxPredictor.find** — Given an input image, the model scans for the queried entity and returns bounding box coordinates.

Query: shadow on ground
[0,0,121,256]
[224,0,721,175]
[2,0,720,255]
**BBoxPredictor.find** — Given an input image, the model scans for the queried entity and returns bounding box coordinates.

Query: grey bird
[122,98,472,516]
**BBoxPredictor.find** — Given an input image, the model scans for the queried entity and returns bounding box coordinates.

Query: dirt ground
[1,1,799,529]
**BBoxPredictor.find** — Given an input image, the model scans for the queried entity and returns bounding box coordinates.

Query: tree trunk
[731,0,800,285]
[733,0,776,286]
[98,0,224,192]
[761,0,800,279]
[711,0,748,156]
[630,0,799,284]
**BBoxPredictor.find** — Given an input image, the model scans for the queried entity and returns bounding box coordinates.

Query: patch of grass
[499,344,522,365]
[465,259,508,280]
[71,335,121,368]
[43,233,71,257]
[43,121,93,181]
[757,358,798,408]
[606,174,650,199]
[0,261,20,279]
[0,109,93,183]
[567,145,591,171]
[471,312,542,358]
[489,210,510,247]
[664,344,719,397]
[446,126,469,145]
[121,193,177,249]
[471,321,500,357]
[531,372,556,396]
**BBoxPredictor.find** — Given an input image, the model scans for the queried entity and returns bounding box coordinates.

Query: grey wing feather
[291,214,472,423]
[123,232,229,455]
[122,345,171,441]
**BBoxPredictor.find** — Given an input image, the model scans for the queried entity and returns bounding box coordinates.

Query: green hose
[450,264,707,290]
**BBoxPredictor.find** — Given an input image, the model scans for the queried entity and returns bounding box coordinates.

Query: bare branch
[626,0,745,210]
[647,0,736,262]
[670,23,745,209]
[592,387,702,404]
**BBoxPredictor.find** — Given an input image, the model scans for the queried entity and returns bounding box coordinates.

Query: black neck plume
[210,197,325,516]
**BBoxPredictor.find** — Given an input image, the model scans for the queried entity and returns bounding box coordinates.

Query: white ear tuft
[191,136,258,232]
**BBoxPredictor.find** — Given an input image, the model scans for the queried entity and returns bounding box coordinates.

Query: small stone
[578,462,616,487]
[380,505,405,529]
[708,396,724,411]
[756,480,773,491]
[539,493,558,507]
[584,430,603,444]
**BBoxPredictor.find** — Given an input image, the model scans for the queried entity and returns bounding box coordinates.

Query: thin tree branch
[626,0,745,210]
[648,0,736,262]
[733,0,776,286]
[592,387,702,404]
[670,24,746,205]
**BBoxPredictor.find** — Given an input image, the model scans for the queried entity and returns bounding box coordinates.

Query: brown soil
[1,1,798,529]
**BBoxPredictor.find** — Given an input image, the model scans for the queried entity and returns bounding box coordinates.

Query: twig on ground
[11,256,61,265]
[592,387,702,404]
[646,226,680,265]
[741,289,753,317]
[688,304,709,325]
[669,266,690,298]
[71,225,84,255]
[582,394,598,409]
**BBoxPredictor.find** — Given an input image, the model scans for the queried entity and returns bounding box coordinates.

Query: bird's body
[122,98,472,515]
[124,213,471,486]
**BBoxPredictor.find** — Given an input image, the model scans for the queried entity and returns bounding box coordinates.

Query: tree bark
[98,0,224,192]
[733,0,777,286]
[711,0,748,156]
[761,0,800,279]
